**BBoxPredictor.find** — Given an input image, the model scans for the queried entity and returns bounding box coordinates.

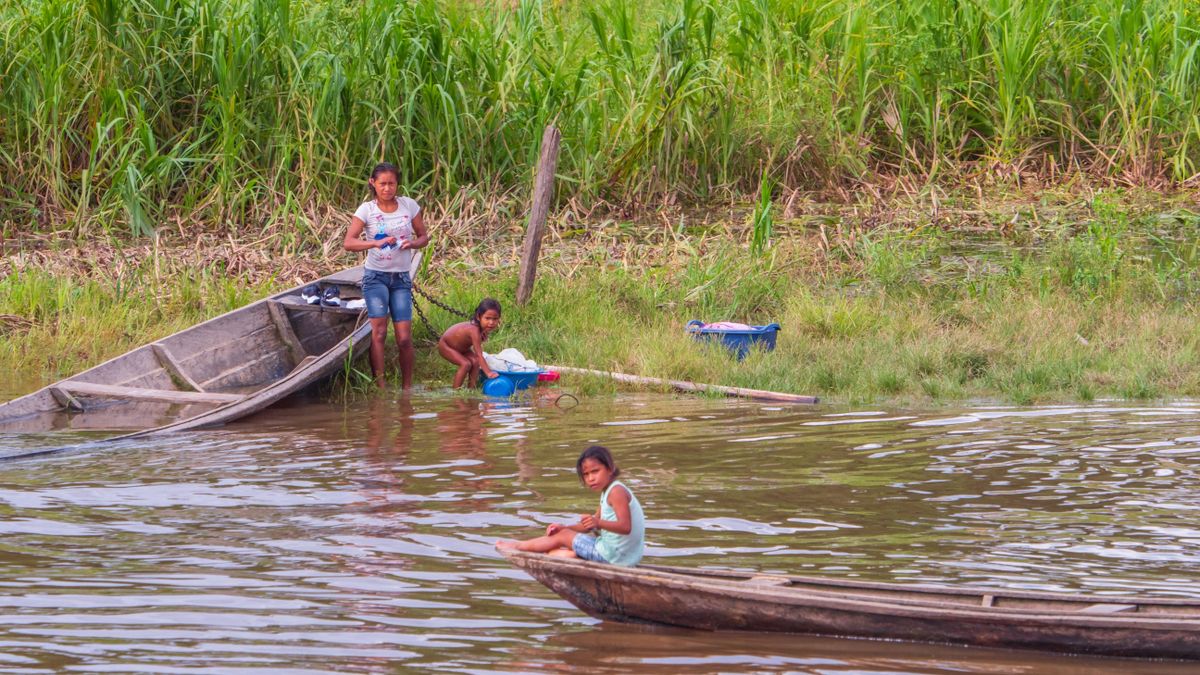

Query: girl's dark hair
[470,298,502,328]
[367,162,400,198]
[576,445,619,482]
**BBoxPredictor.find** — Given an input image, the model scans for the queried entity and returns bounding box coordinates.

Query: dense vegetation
[5,191,1199,404]
[3,0,1198,404]
[2,0,1199,239]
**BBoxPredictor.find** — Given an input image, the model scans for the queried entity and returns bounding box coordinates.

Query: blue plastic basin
[686,320,781,360]
[482,370,540,397]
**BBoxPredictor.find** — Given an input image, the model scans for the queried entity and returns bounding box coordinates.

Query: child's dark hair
[470,298,502,328]
[576,445,620,482]
[367,162,400,198]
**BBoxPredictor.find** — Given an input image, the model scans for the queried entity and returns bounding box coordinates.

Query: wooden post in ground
[516,124,561,305]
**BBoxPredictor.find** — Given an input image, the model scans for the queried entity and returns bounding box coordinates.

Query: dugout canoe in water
[0,260,417,457]
[498,548,1200,660]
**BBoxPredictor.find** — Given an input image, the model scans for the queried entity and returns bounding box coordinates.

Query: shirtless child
[437,298,501,388]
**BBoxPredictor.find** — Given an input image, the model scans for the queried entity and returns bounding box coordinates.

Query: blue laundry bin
[687,320,781,360]
[482,369,541,397]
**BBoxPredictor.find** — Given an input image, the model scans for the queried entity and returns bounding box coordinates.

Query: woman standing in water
[343,162,430,389]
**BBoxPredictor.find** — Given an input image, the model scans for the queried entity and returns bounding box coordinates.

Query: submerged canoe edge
[498,548,1200,661]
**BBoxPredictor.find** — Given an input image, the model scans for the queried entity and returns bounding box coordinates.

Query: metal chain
[411,294,439,341]
[413,283,471,319]
[410,283,471,342]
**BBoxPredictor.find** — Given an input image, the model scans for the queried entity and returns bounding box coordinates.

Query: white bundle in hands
[483,348,539,373]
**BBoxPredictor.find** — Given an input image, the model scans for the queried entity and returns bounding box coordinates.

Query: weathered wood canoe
[498,549,1200,660]
[0,259,418,456]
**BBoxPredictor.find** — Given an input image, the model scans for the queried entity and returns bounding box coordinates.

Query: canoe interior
[0,274,367,433]
[636,563,1200,616]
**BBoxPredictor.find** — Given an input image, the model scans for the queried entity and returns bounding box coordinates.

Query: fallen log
[549,366,819,404]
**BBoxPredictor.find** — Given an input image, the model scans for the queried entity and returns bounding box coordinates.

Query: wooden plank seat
[267,300,309,360]
[53,381,244,406]
[151,343,205,392]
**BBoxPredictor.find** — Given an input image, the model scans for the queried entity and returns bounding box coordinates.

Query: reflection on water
[0,375,46,405]
[0,393,1198,672]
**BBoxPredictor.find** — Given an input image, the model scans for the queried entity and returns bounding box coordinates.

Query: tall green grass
[2,0,1199,238]
[0,262,275,382]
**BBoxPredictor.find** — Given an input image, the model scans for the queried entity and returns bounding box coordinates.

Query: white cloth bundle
[483,348,538,372]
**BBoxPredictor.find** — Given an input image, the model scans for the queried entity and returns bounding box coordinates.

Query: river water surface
[1,393,1198,673]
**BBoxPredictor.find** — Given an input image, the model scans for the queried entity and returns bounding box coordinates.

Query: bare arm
[472,326,497,379]
[344,216,392,252]
[580,487,632,535]
[399,212,430,250]
[546,519,596,536]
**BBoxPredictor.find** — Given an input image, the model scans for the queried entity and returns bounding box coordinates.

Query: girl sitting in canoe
[437,298,501,388]
[497,445,645,567]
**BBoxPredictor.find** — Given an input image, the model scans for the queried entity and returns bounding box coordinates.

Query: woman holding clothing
[343,162,429,389]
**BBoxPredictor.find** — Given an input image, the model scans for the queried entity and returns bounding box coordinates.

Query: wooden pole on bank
[516,124,562,306]
[549,366,820,404]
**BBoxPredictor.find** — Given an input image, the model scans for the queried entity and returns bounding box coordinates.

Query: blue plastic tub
[481,369,541,397]
[686,320,781,360]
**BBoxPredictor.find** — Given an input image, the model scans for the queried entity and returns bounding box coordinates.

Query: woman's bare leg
[369,317,391,388]
[394,320,414,390]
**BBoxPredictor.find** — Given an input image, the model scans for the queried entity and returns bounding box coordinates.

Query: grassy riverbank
[430,192,1200,404]
[4,189,1199,405]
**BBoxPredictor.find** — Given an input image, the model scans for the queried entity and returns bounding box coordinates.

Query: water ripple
[0,395,1198,672]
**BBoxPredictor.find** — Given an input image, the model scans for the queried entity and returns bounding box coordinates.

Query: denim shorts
[572,534,608,563]
[361,269,412,322]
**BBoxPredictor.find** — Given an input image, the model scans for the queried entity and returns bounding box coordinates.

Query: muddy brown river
[0,393,1197,672]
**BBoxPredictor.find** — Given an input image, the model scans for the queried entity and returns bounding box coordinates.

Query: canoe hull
[113,319,371,439]
[500,550,1200,660]
[0,262,413,453]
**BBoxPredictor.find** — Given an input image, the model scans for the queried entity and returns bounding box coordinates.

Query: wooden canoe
[0,258,418,457]
[498,549,1200,660]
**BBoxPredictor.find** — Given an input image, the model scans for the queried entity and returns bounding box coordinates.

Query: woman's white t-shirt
[355,197,420,273]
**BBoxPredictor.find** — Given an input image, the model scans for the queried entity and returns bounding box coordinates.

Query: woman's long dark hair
[367,162,400,198]
[576,445,620,483]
